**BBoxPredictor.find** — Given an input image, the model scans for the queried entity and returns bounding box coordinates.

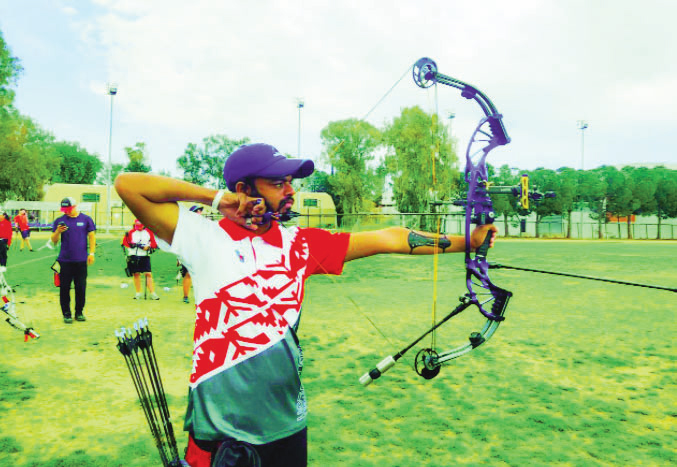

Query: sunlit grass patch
[0,236,675,465]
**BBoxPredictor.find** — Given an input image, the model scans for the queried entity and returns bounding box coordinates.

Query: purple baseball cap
[223,143,314,192]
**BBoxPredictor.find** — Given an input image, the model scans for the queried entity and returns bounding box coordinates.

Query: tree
[0,112,60,201]
[177,135,250,189]
[303,169,331,193]
[578,169,608,239]
[383,106,458,230]
[555,167,579,238]
[524,168,560,238]
[601,166,635,238]
[124,142,151,173]
[0,32,60,201]
[321,118,382,219]
[653,167,677,239]
[52,141,103,184]
[626,167,657,239]
[490,165,519,237]
[96,163,125,185]
[0,30,22,110]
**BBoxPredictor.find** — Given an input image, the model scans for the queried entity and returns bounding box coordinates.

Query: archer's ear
[235,181,252,195]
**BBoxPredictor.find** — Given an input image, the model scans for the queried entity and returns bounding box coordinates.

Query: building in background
[0,183,338,232]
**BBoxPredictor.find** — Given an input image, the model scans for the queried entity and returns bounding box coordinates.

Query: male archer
[115,143,496,467]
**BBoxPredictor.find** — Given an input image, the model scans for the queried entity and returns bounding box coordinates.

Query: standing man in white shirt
[122,219,160,300]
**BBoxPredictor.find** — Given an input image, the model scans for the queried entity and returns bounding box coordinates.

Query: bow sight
[453,174,556,216]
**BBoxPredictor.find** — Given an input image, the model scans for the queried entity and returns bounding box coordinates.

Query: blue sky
[1,0,676,178]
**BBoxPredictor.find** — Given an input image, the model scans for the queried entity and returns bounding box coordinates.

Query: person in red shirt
[0,212,12,270]
[13,208,33,252]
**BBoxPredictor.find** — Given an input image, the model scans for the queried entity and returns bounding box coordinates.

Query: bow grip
[476,230,493,258]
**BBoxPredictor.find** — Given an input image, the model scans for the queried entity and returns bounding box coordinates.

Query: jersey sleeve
[156,205,214,273]
[301,228,350,277]
[122,230,132,247]
[147,230,158,249]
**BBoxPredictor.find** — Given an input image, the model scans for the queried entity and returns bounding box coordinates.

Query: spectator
[179,205,204,303]
[122,219,160,300]
[51,197,96,323]
[13,208,33,252]
[0,212,12,271]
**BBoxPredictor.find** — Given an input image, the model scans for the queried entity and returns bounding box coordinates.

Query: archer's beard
[276,197,294,214]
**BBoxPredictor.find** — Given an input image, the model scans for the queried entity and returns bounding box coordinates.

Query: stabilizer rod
[490,264,676,293]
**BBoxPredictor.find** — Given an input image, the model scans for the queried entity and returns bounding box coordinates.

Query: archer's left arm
[87,231,96,266]
[344,225,497,262]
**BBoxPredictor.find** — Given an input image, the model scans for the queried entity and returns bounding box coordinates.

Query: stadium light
[577,120,588,170]
[448,111,455,134]
[297,98,304,158]
[106,83,118,231]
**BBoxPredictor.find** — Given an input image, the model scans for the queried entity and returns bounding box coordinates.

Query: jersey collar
[218,217,283,248]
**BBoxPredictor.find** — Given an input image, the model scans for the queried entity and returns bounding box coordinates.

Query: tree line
[0,31,155,202]
[171,109,677,239]
[2,29,676,240]
[489,164,677,239]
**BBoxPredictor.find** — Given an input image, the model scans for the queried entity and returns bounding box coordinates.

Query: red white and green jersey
[158,206,350,444]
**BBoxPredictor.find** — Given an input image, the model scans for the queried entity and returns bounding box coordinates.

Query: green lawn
[1,234,675,466]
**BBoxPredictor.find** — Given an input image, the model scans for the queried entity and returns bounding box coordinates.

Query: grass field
[0,233,675,466]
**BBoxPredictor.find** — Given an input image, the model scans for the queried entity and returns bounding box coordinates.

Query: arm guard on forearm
[407,230,452,254]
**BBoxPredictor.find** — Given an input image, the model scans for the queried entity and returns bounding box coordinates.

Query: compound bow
[360,57,532,385]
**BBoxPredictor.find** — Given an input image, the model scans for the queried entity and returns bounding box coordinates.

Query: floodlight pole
[297,99,304,158]
[107,84,118,233]
[577,120,588,171]
[576,120,588,238]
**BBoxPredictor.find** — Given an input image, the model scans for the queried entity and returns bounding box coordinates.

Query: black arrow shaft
[491,264,676,293]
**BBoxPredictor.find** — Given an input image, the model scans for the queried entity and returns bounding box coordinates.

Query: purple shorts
[20,230,31,239]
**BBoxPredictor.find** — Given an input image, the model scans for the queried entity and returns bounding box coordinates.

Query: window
[82,193,100,202]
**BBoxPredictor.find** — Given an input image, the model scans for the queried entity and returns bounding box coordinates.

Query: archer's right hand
[216,193,266,231]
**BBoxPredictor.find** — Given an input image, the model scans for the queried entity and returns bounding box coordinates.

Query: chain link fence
[295,212,677,240]
[3,202,675,240]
